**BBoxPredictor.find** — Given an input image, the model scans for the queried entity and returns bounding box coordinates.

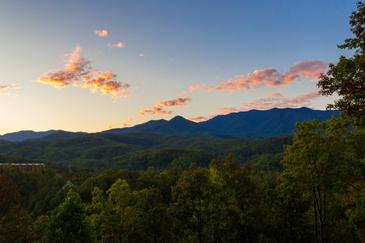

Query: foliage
[48,189,95,243]
[1,118,364,242]
[318,1,365,125]
[0,133,290,170]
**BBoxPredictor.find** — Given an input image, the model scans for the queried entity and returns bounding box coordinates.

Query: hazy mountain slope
[201,107,339,137]
[0,130,85,142]
[104,116,211,136]
[0,108,339,142]
[0,132,291,170]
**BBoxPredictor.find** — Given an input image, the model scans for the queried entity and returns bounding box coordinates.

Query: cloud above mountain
[188,115,213,122]
[140,97,191,115]
[37,46,130,98]
[189,61,327,93]
[219,91,320,114]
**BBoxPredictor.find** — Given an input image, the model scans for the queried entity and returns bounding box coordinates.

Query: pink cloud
[140,97,191,116]
[283,61,328,83]
[37,46,130,98]
[122,117,134,127]
[205,75,248,93]
[189,61,328,93]
[249,69,282,87]
[95,29,109,37]
[189,83,206,93]
[0,83,18,95]
[218,91,320,115]
[267,92,284,98]
[188,116,209,122]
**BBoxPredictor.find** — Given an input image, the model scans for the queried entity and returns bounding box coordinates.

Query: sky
[0,0,358,134]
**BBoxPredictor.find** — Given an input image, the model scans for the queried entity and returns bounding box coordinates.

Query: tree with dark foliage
[318,2,365,125]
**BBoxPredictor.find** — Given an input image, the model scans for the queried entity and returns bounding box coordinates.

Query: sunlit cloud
[188,116,212,122]
[95,29,109,37]
[140,97,191,116]
[218,91,320,115]
[37,46,130,98]
[267,92,284,98]
[108,41,125,49]
[122,116,134,127]
[0,83,19,95]
[107,116,134,130]
[188,90,319,122]
[282,61,328,83]
[189,61,328,93]
[189,83,205,93]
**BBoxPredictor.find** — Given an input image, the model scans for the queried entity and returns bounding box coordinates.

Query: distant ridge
[103,115,211,136]
[0,130,85,142]
[200,107,339,138]
[0,108,339,142]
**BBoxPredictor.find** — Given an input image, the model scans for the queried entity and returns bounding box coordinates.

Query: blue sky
[0,0,358,134]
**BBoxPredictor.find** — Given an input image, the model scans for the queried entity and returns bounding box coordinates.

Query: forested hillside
[0,134,290,170]
[1,117,364,242]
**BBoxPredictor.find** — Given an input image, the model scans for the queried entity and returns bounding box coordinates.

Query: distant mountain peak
[170,115,185,121]
[200,107,338,138]
[0,107,339,142]
[170,115,193,123]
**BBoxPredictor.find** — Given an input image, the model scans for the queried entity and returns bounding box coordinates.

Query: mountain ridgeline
[1,108,338,142]
[0,108,337,170]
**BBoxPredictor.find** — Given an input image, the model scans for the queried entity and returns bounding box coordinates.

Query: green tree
[131,188,172,242]
[49,189,95,243]
[0,174,32,242]
[87,187,107,242]
[274,172,312,242]
[101,178,138,243]
[282,118,356,243]
[30,215,50,243]
[171,166,240,242]
[209,156,263,242]
[318,2,365,125]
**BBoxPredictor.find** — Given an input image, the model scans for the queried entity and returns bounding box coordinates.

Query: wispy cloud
[218,91,320,115]
[107,116,134,130]
[283,61,328,83]
[122,116,134,127]
[267,92,284,98]
[189,83,205,93]
[188,115,212,122]
[139,97,191,116]
[0,83,19,95]
[37,46,130,98]
[108,41,125,49]
[189,61,327,93]
[95,29,109,37]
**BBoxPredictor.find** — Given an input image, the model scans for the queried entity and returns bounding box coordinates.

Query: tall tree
[282,118,356,243]
[318,2,365,125]
[171,166,240,242]
[0,174,32,243]
[105,178,138,243]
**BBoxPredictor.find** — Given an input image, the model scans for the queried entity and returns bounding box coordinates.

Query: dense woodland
[1,117,365,243]
[0,134,290,170]
[1,2,365,243]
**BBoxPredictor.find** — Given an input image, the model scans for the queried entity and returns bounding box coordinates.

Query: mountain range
[0,107,338,142]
